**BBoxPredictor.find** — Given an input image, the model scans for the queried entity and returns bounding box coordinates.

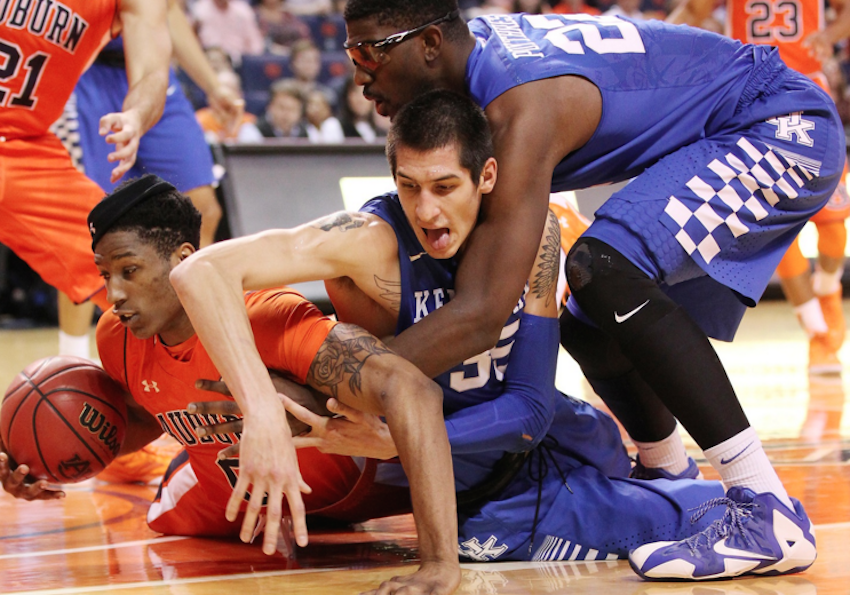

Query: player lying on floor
[0,174,460,595]
[172,90,732,564]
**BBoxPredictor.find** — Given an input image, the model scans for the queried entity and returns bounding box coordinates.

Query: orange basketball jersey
[726,0,823,77]
[0,0,117,138]
[95,288,355,511]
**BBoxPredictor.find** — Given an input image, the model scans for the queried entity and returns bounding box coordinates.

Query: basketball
[0,356,128,484]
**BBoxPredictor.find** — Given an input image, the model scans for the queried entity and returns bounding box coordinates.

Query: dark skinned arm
[389,76,602,378]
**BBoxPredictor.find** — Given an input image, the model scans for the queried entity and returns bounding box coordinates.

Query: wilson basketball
[0,356,128,483]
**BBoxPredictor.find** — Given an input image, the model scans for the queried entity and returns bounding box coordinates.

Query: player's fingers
[262,488,284,555]
[226,474,251,523]
[216,444,240,459]
[98,114,121,135]
[281,395,325,429]
[325,398,364,421]
[106,138,137,161]
[188,397,240,415]
[193,379,233,398]
[290,435,324,450]
[7,464,29,489]
[198,418,243,438]
[241,482,268,544]
[285,485,309,547]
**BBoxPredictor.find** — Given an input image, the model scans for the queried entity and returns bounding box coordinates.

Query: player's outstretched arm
[388,78,600,378]
[305,323,460,595]
[105,0,171,182]
[169,214,396,556]
[165,0,244,136]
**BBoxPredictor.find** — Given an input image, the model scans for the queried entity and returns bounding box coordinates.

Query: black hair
[106,180,202,258]
[343,0,467,42]
[386,89,493,183]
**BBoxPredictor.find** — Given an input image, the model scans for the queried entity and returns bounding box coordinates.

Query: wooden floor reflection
[0,300,848,594]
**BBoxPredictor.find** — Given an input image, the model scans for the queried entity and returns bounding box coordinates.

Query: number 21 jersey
[0,0,116,138]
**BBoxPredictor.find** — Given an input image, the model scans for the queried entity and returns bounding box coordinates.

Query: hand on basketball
[286,396,398,461]
[0,450,64,501]
[99,109,143,183]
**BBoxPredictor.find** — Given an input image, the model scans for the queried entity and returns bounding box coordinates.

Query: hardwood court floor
[1,300,848,595]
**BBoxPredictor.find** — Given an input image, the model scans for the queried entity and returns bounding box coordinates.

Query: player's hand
[230,405,311,555]
[207,84,245,139]
[191,374,330,440]
[803,31,834,63]
[286,396,399,460]
[0,449,64,501]
[362,561,462,595]
[99,109,143,183]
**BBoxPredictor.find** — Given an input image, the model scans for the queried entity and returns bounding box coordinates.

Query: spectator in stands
[304,88,344,143]
[255,0,311,55]
[514,0,553,13]
[256,79,308,138]
[338,76,383,142]
[465,0,512,17]
[204,46,235,74]
[288,40,340,107]
[551,0,601,14]
[196,71,264,143]
[603,0,645,18]
[284,0,333,15]
[192,0,264,65]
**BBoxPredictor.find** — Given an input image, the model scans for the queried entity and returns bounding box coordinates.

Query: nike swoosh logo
[720,441,754,465]
[712,538,776,561]
[614,300,650,323]
[409,252,427,262]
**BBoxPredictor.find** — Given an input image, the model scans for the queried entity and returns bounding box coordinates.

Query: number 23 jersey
[465,13,786,191]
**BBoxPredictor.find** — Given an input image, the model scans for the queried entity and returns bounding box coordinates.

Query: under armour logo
[767,112,815,147]
[458,535,509,561]
[142,380,160,393]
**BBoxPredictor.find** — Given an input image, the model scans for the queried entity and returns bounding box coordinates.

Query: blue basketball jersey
[466,14,781,190]
[361,193,532,489]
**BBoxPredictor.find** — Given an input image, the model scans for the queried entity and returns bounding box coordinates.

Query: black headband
[88,174,176,250]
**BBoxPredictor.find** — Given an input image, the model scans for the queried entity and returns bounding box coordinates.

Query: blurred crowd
[177,0,850,145]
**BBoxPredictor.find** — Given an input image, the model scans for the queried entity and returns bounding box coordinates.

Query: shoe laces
[683,496,756,554]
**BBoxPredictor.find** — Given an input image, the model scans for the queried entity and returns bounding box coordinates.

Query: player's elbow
[464,307,510,355]
[382,368,443,416]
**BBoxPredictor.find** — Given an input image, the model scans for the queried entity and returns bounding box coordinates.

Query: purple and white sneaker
[629,487,817,580]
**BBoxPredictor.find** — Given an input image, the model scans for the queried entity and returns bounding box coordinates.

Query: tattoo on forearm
[314,212,366,232]
[531,210,560,306]
[374,275,401,311]
[307,324,393,398]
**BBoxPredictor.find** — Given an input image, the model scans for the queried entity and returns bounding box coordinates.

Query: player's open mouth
[117,313,138,326]
[423,227,451,252]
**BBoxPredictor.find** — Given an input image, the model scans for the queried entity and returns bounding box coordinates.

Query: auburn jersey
[727,0,823,77]
[0,0,117,137]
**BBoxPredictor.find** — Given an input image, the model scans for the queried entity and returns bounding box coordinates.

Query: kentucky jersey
[0,0,116,137]
[361,193,528,490]
[466,13,790,190]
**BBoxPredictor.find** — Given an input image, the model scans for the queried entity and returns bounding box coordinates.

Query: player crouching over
[78,175,457,594]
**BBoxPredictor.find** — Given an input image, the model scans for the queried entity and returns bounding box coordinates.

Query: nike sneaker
[630,455,702,481]
[629,487,817,581]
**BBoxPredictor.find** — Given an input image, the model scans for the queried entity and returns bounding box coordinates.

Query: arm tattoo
[314,212,366,232]
[307,323,394,398]
[374,275,401,311]
[531,210,560,306]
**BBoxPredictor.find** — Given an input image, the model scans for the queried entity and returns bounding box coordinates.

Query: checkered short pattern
[662,137,815,264]
[49,93,85,173]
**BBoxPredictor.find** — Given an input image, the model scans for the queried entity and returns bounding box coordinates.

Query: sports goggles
[344,9,460,71]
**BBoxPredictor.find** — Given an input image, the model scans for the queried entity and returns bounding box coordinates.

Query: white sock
[794,298,828,336]
[58,331,91,361]
[704,427,793,509]
[632,426,691,475]
[812,264,843,297]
